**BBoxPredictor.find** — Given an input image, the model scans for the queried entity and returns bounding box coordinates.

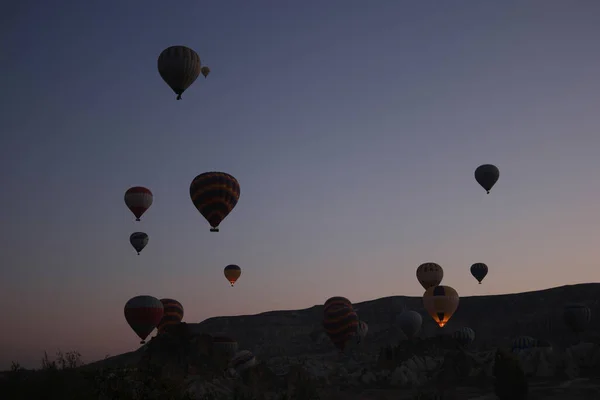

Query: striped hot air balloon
[124,187,153,221]
[129,232,149,255]
[190,172,240,232]
[224,265,242,287]
[322,302,359,352]
[324,296,353,312]
[157,46,201,100]
[416,263,444,290]
[124,295,164,344]
[157,299,184,334]
[452,327,475,347]
[422,285,459,328]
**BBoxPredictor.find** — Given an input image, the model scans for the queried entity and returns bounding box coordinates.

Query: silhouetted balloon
[157,299,184,334]
[213,336,239,358]
[124,295,163,344]
[124,187,153,221]
[224,265,242,287]
[323,303,359,352]
[189,172,240,232]
[470,263,488,284]
[201,66,210,78]
[129,232,149,255]
[416,263,444,290]
[397,310,423,339]
[563,303,592,333]
[157,45,201,100]
[324,296,353,312]
[474,164,499,194]
[422,285,459,328]
[512,335,537,352]
[452,327,475,347]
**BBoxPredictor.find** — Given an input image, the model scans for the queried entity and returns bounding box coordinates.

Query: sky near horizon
[2,0,600,368]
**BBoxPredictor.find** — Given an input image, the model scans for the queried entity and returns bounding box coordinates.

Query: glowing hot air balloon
[129,232,149,255]
[201,66,210,78]
[224,264,242,287]
[470,263,488,284]
[422,285,459,328]
[124,187,153,221]
[474,164,499,194]
[124,295,163,344]
[416,262,444,290]
[157,45,201,100]
[157,298,184,334]
[190,172,240,232]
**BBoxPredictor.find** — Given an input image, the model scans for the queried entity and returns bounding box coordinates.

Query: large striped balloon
[563,303,592,333]
[323,304,359,351]
[189,172,240,232]
[324,296,353,313]
[124,187,153,221]
[157,45,201,100]
[157,298,184,334]
[422,285,459,328]
[124,295,164,344]
[416,263,444,290]
[452,327,475,347]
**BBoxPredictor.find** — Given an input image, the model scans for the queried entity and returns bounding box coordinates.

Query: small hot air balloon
[201,66,210,78]
[563,303,592,333]
[416,262,444,290]
[422,285,459,328]
[157,299,184,334]
[470,263,488,284]
[322,303,359,352]
[474,164,499,194]
[190,172,240,232]
[124,295,164,344]
[224,264,242,287]
[397,310,423,339]
[452,327,475,347]
[124,187,153,221]
[157,45,201,100]
[129,232,149,255]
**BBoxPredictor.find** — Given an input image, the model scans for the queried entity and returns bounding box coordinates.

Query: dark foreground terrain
[2,283,599,399]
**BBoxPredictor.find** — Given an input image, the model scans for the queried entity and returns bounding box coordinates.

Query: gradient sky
[2,0,600,369]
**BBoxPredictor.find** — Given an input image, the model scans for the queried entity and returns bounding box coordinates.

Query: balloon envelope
[322,304,359,351]
[422,285,459,328]
[224,264,242,286]
[157,299,184,334]
[474,164,499,194]
[124,295,163,343]
[470,263,488,284]
[124,187,153,221]
[397,310,423,339]
[452,327,475,347]
[416,263,444,290]
[157,45,201,100]
[190,172,240,232]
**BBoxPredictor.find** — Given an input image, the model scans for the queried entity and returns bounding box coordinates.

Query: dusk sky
[2,0,600,368]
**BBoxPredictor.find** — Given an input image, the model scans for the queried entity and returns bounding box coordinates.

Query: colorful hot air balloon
[224,265,242,287]
[397,310,423,339]
[189,172,240,232]
[324,296,353,312]
[124,187,153,221]
[201,66,210,78]
[422,285,459,328]
[563,304,592,333]
[416,263,444,290]
[322,303,359,352]
[470,263,488,284]
[124,295,164,344]
[157,299,184,334]
[452,327,475,347]
[157,45,201,100]
[129,232,149,255]
[474,164,499,194]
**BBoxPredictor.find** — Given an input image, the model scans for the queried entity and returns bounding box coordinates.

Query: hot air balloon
[124,187,153,221]
[157,299,184,334]
[213,335,239,358]
[397,310,423,339]
[189,172,240,232]
[323,303,359,352]
[224,265,242,287]
[563,304,592,333]
[129,232,149,255]
[124,295,164,344]
[422,285,459,328]
[324,296,353,312]
[474,164,499,194]
[470,263,488,284]
[416,263,444,290]
[201,66,210,78]
[452,327,475,347]
[511,336,537,352]
[157,45,201,100]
